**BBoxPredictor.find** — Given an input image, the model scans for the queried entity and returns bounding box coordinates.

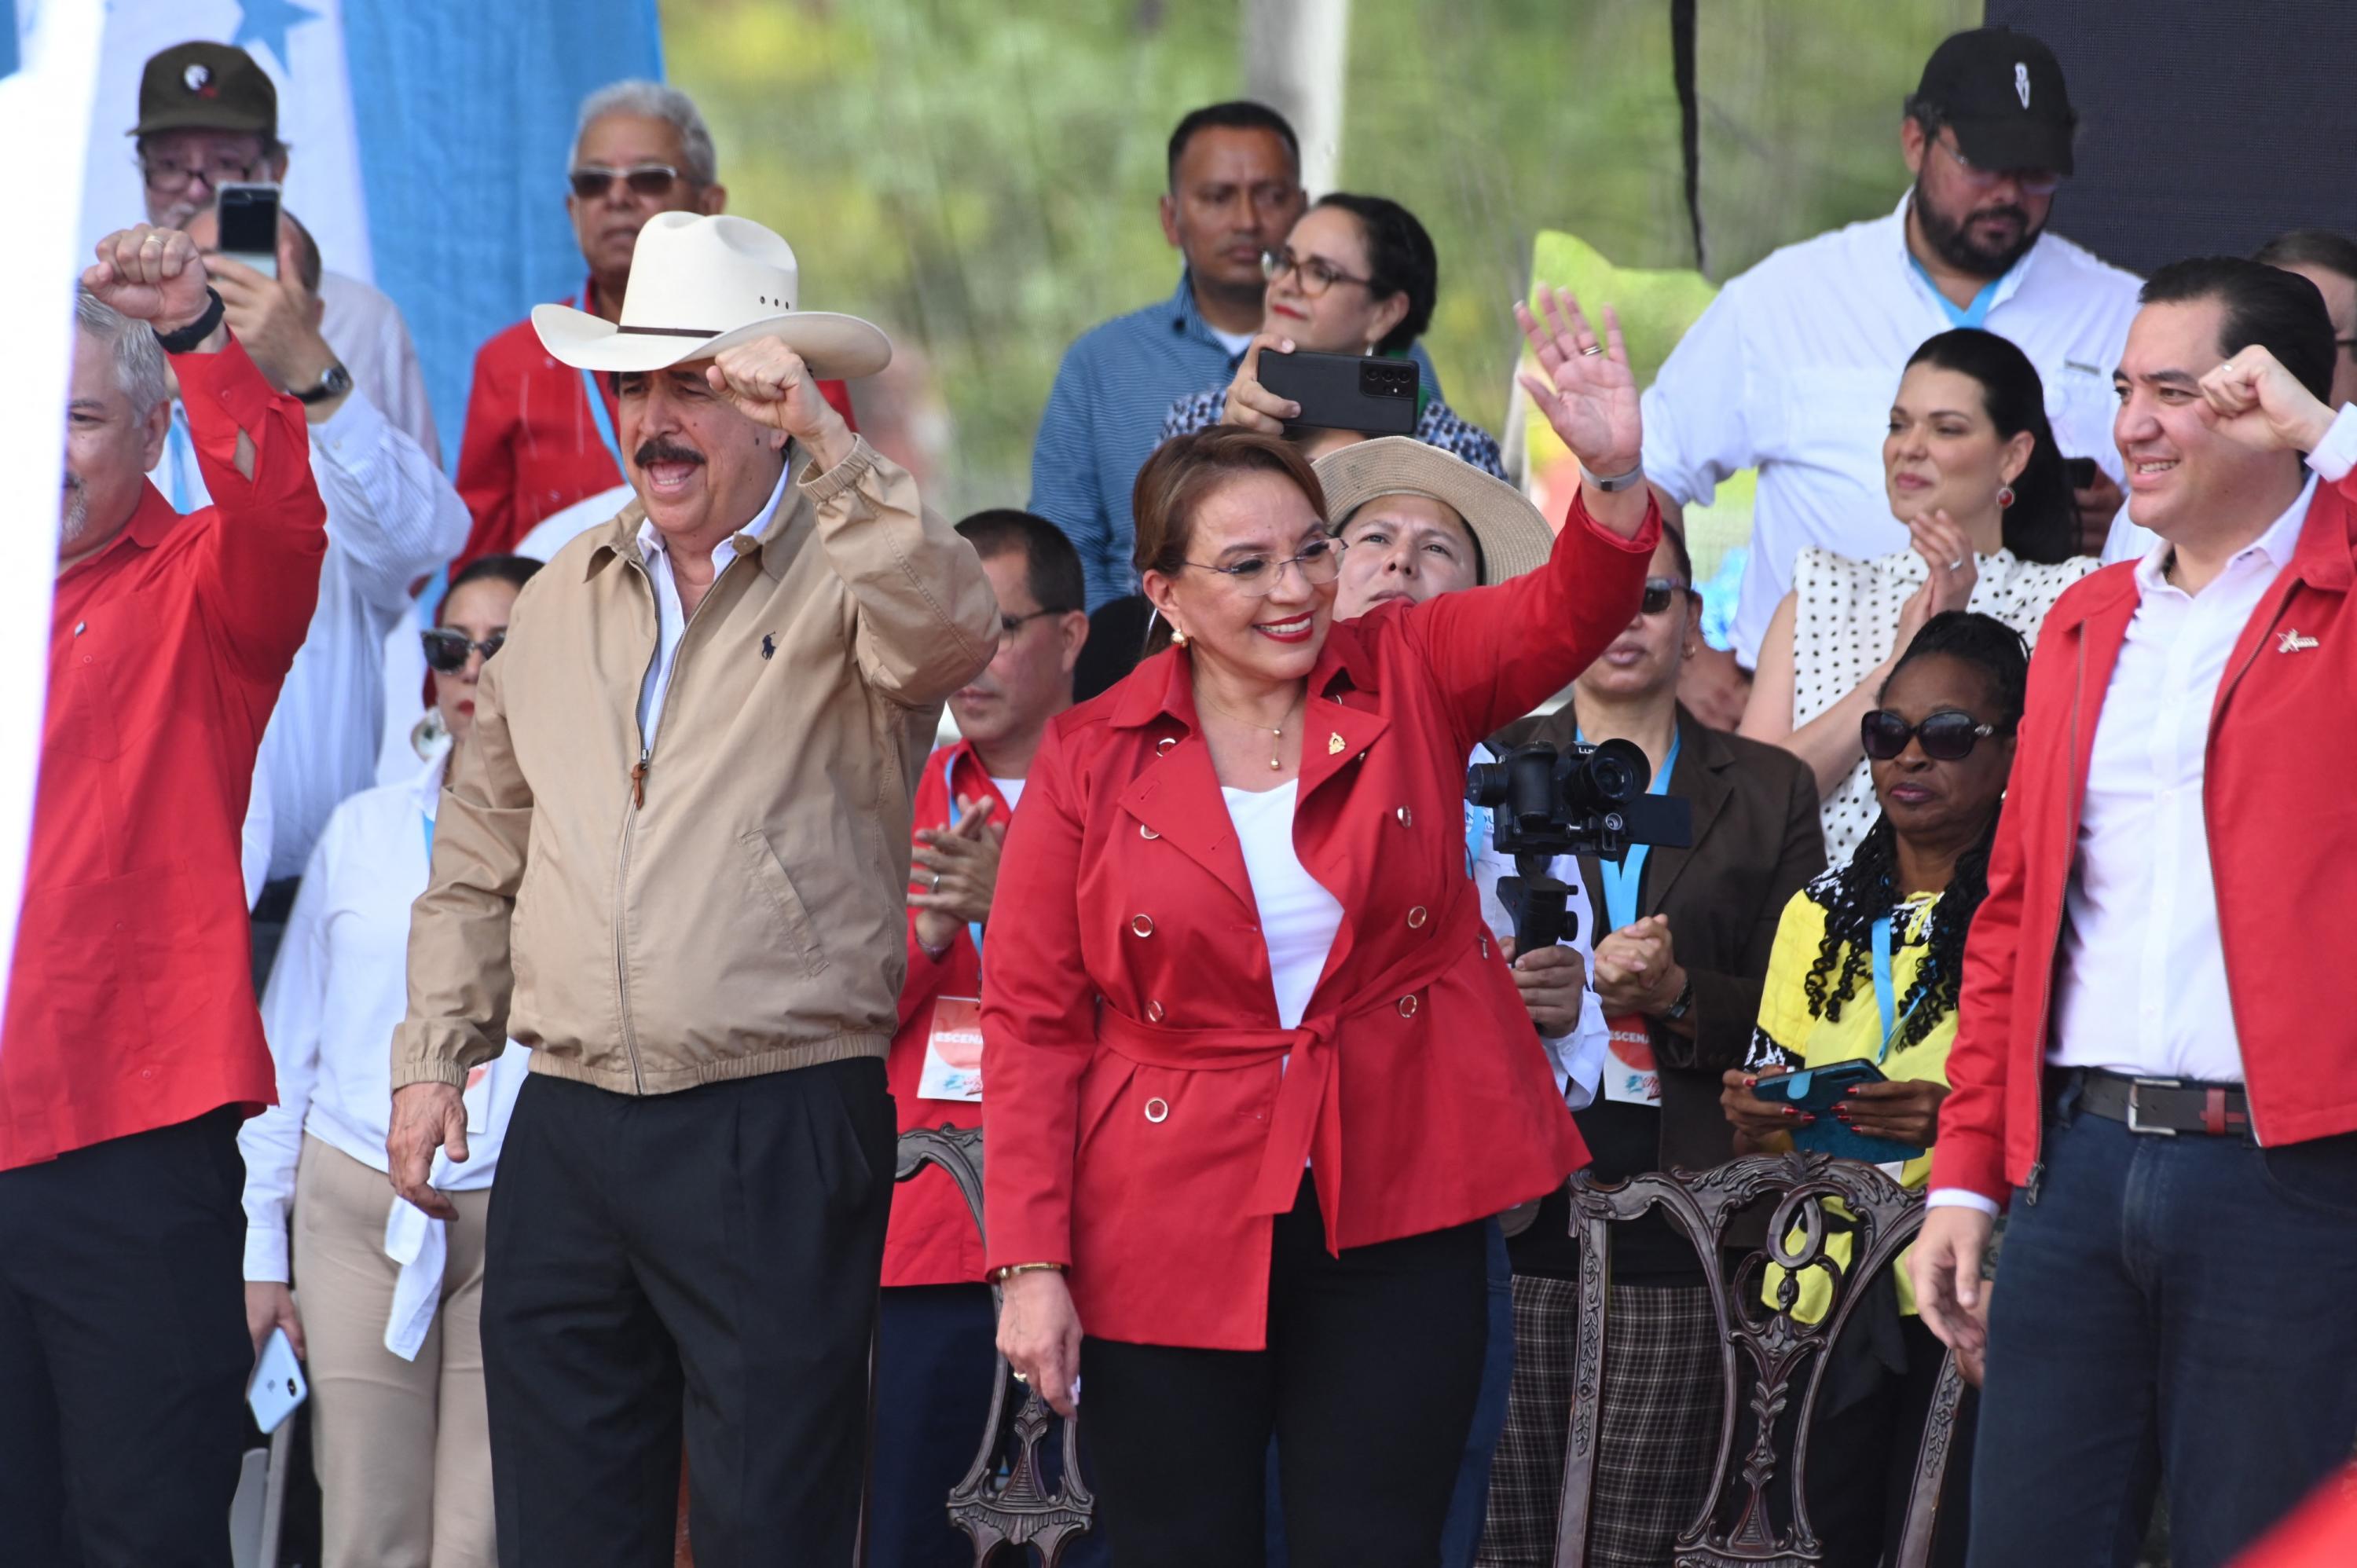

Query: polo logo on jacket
[761,633,777,660]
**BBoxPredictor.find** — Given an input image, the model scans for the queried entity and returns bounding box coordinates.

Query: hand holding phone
[214,182,282,280]
[246,1325,307,1435]
[1255,347,1420,438]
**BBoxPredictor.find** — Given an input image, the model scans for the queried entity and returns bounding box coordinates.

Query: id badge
[918,997,985,1103]
[1601,1013,1662,1106]
[462,1063,493,1135]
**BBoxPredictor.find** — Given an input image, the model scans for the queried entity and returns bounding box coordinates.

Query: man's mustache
[634,438,706,467]
[1968,203,2029,228]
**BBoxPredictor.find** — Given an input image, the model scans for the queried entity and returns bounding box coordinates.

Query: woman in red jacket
[984,290,1657,1566]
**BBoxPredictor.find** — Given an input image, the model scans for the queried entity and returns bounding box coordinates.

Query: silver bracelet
[1587,461,1646,493]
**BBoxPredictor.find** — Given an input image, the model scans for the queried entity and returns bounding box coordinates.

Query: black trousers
[1080,1174,1488,1568]
[482,1061,896,1568]
[0,1109,251,1568]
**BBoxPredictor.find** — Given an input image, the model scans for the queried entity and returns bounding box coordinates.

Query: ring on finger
[1579,343,1605,357]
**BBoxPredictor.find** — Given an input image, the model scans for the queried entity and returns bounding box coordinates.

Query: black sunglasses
[1640,577,1686,616]
[567,163,682,200]
[422,628,506,674]
[1860,709,2000,762]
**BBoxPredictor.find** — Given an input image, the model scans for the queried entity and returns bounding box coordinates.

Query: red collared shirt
[2,338,326,1170]
[882,738,1011,1288]
[453,280,859,569]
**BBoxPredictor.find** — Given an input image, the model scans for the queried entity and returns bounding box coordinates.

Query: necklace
[1194,685,1303,772]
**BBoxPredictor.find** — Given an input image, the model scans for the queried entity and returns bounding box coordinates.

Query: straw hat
[532,213,891,379]
[1314,437,1553,584]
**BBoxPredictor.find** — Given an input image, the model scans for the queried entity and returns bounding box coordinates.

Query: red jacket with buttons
[453,282,856,569]
[980,493,1658,1349]
[884,739,1009,1288]
[1932,464,2357,1206]
[3,339,324,1170]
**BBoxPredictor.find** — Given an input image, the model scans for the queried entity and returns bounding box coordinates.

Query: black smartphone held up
[1256,349,1419,438]
[214,183,282,279]
[2064,456,2099,490]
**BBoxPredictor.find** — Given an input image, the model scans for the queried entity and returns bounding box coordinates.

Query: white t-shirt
[990,775,1027,813]
[1208,324,1257,358]
[1221,781,1343,1029]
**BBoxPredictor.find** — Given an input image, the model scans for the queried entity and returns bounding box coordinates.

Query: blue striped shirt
[1028,270,1441,608]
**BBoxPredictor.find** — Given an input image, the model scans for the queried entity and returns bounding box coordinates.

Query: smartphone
[214,182,281,279]
[1750,1057,1886,1114]
[2064,456,2099,490]
[1256,348,1419,438]
[245,1325,307,1435]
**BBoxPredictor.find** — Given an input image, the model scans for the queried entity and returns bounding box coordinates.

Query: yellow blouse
[1751,881,1955,1320]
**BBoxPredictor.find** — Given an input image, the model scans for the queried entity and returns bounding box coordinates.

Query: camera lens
[1465,762,1510,807]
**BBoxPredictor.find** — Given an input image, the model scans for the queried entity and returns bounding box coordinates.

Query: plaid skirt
[1475,1275,1721,1568]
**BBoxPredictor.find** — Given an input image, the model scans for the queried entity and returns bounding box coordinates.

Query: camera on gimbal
[1464,740,1693,952]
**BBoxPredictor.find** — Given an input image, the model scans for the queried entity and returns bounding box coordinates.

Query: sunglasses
[1640,577,1686,616]
[1860,708,2000,762]
[422,628,506,674]
[567,163,683,200]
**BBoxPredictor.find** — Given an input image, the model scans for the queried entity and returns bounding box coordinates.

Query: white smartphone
[214,181,281,280]
[246,1325,307,1434]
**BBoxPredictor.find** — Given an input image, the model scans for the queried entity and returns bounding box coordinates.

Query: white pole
[0,0,108,1038]
[1243,0,1351,196]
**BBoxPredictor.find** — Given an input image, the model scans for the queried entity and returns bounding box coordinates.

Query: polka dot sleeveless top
[1791,544,2096,865]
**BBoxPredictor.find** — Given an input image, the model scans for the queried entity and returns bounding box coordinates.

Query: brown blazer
[1492,704,1823,1174]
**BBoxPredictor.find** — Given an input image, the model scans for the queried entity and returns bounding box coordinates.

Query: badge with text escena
[919,997,984,1103]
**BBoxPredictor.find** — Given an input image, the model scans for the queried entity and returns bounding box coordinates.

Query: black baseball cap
[130,42,278,140]
[1912,27,2074,178]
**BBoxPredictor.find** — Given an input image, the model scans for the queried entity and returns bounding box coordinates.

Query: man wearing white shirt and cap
[1912,259,2357,1567]
[389,211,997,1564]
[1641,27,2139,700]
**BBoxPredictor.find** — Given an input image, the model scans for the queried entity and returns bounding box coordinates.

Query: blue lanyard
[942,753,986,960]
[1868,907,1931,1062]
[1586,729,1681,932]
[422,811,434,859]
[1909,254,2005,331]
[166,410,197,511]
[578,367,629,478]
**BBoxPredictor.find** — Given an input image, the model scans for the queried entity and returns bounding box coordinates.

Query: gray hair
[573,80,717,189]
[74,288,170,419]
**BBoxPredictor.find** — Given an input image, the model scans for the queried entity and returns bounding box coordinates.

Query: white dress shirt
[317,269,441,465]
[240,753,530,1354]
[632,461,794,748]
[1468,744,1612,1108]
[1930,406,2357,1215]
[1640,193,2140,665]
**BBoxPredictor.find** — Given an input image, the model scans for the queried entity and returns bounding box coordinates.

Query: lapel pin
[1327,732,1345,755]
[2277,630,2319,654]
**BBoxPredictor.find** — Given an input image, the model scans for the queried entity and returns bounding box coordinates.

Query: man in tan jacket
[387,214,997,1565]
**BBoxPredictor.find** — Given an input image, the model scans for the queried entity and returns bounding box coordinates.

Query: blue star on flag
[233,0,322,75]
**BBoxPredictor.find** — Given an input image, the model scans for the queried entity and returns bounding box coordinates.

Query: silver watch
[1588,460,1646,493]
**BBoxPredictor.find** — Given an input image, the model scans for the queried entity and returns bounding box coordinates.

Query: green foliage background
[665,0,1979,521]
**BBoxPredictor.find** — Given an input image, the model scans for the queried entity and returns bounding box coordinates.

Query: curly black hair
[1800,612,2028,1051]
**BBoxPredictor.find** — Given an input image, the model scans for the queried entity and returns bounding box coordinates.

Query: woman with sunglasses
[1719,610,2029,1568]
[1162,192,1508,480]
[237,555,541,1568]
[1475,528,1824,1568]
[985,291,1652,1566]
[1739,328,2091,864]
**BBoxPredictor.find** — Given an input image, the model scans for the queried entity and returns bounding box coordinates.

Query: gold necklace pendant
[1267,726,1283,771]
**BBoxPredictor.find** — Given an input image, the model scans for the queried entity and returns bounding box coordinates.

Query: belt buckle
[2127,1076,2182,1137]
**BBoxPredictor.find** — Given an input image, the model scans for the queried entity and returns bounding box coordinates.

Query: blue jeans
[1967,1099,2357,1568]
[1265,1217,1511,1568]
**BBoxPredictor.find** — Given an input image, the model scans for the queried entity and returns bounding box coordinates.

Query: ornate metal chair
[894,1123,1096,1567]
[1551,1152,1969,1568]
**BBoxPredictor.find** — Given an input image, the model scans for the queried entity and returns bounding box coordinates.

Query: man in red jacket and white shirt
[1,228,325,1566]
[871,508,1091,1567]
[1912,257,2357,1568]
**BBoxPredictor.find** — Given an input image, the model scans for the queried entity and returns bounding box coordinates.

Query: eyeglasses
[141,152,267,194]
[1185,537,1346,597]
[1935,135,2062,197]
[421,628,507,674]
[1260,247,1377,299]
[995,606,1076,647]
[1639,577,1687,616]
[568,164,684,200]
[1860,708,2002,762]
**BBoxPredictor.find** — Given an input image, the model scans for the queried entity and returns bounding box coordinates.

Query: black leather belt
[2062,1067,2251,1138]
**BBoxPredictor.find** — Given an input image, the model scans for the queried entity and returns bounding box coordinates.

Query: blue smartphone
[245,1325,307,1435]
[1752,1059,1925,1164]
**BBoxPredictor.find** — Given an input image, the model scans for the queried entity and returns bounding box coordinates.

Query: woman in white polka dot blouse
[1739,328,2099,865]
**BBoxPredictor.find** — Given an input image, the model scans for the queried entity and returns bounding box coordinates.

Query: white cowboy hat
[531,212,893,379]
[1314,437,1555,584]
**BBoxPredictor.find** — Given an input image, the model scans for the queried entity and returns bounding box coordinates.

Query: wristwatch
[1662,974,1695,1023]
[294,362,354,405]
[151,288,225,355]
[1588,460,1646,493]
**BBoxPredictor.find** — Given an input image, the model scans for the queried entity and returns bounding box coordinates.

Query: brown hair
[1131,428,1329,655]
